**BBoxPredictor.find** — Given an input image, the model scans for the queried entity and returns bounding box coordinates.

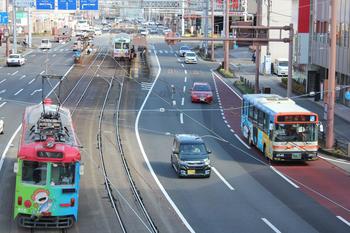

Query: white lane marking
[181,64,184,68]
[227,125,231,128]
[158,50,163,53]
[221,112,224,116]
[184,77,187,82]
[14,89,23,96]
[164,50,168,54]
[31,54,36,57]
[181,97,185,106]
[0,79,6,85]
[212,167,235,191]
[224,120,228,124]
[177,58,181,62]
[0,102,7,108]
[222,116,226,120]
[135,51,195,233]
[40,70,45,75]
[28,78,35,85]
[212,70,242,100]
[30,89,42,96]
[230,129,235,133]
[234,134,251,149]
[180,113,184,124]
[172,100,176,106]
[319,155,350,165]
[0,89,6,94]
[11,71,19,76]
[0,67,2,69]
[23,50,33,57]
[220,109,224,112]
[270,166,300,188]
[52,54,57,57]
[184,70,187,74]
[183,86,186,93]
[337,216,350,227]
[261,218,282,233]
[19,75,26,80]
[174,53,177,57]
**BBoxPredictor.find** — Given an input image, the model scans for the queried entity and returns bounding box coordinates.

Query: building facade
[306,0,350,106]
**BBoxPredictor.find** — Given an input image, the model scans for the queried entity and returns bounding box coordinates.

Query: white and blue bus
[241,94,320,161]
[112,33,134,60]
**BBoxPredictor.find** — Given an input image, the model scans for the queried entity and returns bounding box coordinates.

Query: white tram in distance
[112,33,135,60]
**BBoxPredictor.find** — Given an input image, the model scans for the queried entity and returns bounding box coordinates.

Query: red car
[191,82,213,104]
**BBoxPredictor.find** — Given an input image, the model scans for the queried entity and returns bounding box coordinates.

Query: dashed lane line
[261,218,282,233]
[181,64,184,68]
[181,97,184,106]
[336,216,350,227]
[11,71,19,76]
[270,166,300,188]
[183,86,186,93]
[0,79,6,85]
[184,77,187,83]
[19,75,26,80]
[28,78,35,85]
[14,88,23,96]
[212,167,235,191]
[0,102,7,108]
[234,134,251,150]
[180,113,184,124]
[40,70,45,75]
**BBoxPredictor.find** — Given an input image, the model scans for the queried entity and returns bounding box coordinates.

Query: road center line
[28,78,35,85]
[181,64,184,68]
[212,167,235,190]
[234,133,251,149]
[180,113,184,124]
[184,77,187,82]
[181,97,184,106]
[11,71,19,76]
[184,70,187,74]
[261,218,281,233]
[337,216,350,227]
[14,89,23,96]
[0,102,7,108]
[270,166,300,188]
[0,79,6,84]
[183,86,186,93]
[40,70,45,75]
[20,75,26,80]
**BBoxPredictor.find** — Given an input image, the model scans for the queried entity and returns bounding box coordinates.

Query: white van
[273,58,288,76]
[40,39,52,50]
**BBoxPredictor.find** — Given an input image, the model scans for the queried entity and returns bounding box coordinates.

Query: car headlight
[179,160,187,166]
[204,159,210,165]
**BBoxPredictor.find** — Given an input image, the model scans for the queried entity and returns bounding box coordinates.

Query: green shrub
[234,80,254,94]
[280,77,305,95]
[218,68,235,78]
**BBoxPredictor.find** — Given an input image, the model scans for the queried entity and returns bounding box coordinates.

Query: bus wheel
[248,133,253,146]
[263,144,270,161]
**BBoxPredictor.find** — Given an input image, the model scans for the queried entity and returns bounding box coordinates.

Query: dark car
[171,134,211,178]
[191,82,213,104]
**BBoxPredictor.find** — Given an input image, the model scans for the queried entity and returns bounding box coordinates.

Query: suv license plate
[187,170,195,175]
[292,153,301,159]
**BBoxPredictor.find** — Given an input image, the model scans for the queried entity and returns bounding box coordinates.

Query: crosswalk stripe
[158,50,163,54]
[164,50,168,54]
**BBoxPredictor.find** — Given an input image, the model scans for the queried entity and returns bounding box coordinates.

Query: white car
[40,39,52,50]
[0,119,3,134]
[7,54,25,66]
[140,29,149,36]
[178,46,192,57]
[184,52,197,64]
[94,29,102,36]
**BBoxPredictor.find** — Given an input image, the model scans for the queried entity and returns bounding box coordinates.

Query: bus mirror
[13,162,18,173]
[319,122,324,132]
[79,164,85,175]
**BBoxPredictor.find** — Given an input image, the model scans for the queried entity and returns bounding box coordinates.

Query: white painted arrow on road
[30,89,42,96]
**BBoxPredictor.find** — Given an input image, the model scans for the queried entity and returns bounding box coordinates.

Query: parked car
[39,39,52,49]
[7,54,25,66]
[94,29,102,36]
[163,28,172,34]
[184,51,197,64]
[191,82,213,104]
[273,58,289,76]
[178,46,191,57]
[140,29,149,36]
[171,134,211,178]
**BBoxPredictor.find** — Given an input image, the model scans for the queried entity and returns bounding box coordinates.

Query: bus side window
[248,103,254,119]
[263,113,269,132]
[258,110,264,128]
[253,107,258,122]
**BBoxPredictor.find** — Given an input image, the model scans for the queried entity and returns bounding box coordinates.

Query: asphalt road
[134,38,350,233]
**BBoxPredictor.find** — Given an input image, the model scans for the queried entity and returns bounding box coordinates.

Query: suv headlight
[179,160,187,167]
[204,159,210,165]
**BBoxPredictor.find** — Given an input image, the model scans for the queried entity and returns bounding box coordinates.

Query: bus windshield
[22,161,47,185]
[115,43,122,49]
[51,163,75,185]
[274,123,317,142]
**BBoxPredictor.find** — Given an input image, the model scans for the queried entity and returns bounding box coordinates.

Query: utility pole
[266,0,271,55]
[27,6,32,48]
[223,0,230,71]
[255,0,262,93]
[5,0,9,56]
[211,0,215,61]
[326,0,337,149]
[181,0,185,36]
[203,0,209,56]
[287,23,293,98]
[12,0,17,54]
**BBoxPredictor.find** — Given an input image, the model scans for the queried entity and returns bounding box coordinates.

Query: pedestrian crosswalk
[148,49,177,55]
[141,82,153,91]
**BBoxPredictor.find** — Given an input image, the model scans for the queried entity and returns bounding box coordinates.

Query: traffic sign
[79,0,98,10]
[58,0,77,10]
[0,12,8,25]
[36,0,55,10]
[16,0,35,8]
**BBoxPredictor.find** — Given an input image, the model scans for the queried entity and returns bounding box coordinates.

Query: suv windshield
[9,55,19,58]
[179,143,208,160]
[279,61,288,66]
[186,52,196,57]
[180,46,190,50]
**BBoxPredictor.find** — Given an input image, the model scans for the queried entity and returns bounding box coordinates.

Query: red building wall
[298,0,310,33]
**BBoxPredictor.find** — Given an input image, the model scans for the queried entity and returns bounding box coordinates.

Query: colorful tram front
[14,100,83,229]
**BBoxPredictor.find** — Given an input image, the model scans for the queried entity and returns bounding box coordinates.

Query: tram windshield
[51,163,75,185]
[22,161,47,185]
